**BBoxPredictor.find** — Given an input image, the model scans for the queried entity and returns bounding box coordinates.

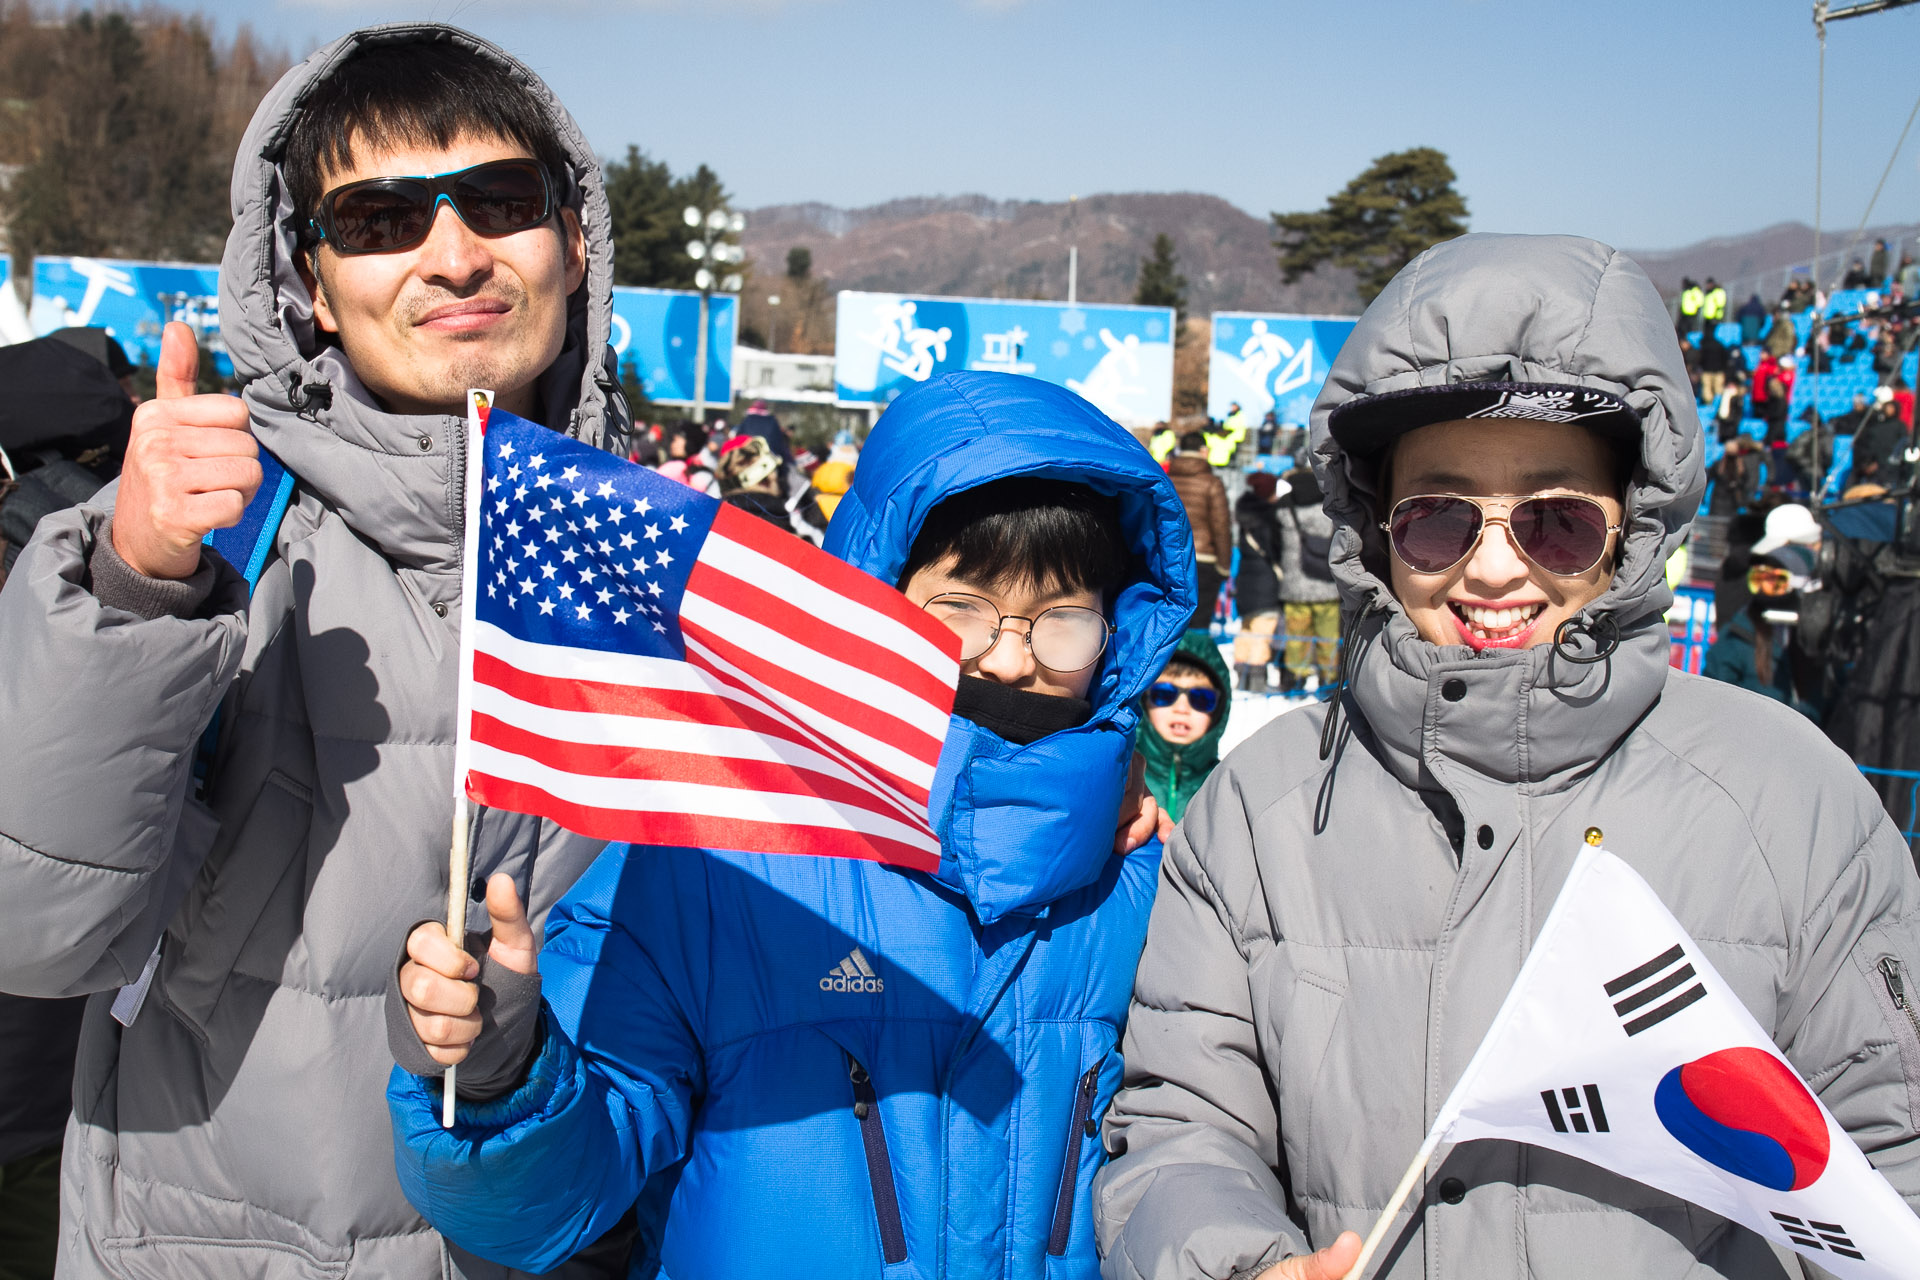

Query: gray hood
[1309,233,1706,789]
[219,22,627,574]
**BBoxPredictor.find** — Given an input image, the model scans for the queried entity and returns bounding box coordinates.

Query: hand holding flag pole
[433,390,961,1125]
[439,805,471,1127]
[1337,1137,1438,1280]
[1336,828,1920,1279]
[440,390,494,1127]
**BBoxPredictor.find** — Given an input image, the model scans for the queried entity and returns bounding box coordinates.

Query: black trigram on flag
[1604,944,1707,1036]
[1540,1084,1610,1134]
[1772,1212,1865,1261]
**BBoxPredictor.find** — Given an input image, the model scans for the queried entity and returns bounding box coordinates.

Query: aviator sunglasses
[1146,683,1219,714]
[309,159,554,256]
[1382,493,1622,577]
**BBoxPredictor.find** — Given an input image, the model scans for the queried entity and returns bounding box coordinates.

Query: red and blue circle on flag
[1653,1046,1831,1192]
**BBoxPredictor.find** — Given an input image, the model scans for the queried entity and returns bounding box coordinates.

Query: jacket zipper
[1046,1065,1102,1257]
[846,1051,907,1265]
[1882,957,1920,1044]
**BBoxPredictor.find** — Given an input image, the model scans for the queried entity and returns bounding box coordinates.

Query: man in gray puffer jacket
[0,25,629,1279]
[1094,234,1920,1279]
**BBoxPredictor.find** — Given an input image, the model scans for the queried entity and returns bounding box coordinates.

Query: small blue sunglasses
[1146,682,1219,714]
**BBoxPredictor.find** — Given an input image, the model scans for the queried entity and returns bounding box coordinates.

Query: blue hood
[825,373,1195,923]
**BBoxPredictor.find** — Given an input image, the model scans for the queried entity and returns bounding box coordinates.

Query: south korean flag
[1414,844,1920,1279]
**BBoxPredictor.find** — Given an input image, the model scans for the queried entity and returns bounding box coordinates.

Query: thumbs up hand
[111,322,259,580]
[399,875,543,1097]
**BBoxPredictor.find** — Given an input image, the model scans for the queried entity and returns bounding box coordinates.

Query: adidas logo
[819,947,885,993]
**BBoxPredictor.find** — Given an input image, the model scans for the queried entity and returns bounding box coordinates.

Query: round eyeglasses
[921,592,1113,673]
[1381,493,1622,578]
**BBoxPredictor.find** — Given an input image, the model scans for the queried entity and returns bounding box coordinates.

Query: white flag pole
[1342,1128,1445,1280]
[442,390,492,1128]
[441,805,471,1128]
[1341,837,1610,1279]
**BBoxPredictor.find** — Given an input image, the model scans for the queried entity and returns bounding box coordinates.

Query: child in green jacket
[1136,630,1232,822]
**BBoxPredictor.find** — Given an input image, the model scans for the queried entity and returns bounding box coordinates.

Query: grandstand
[1694,288,1918,499]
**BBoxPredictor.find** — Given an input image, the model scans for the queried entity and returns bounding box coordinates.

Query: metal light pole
[684,205,746,423]
[1066,194,1078,305]
[1809,0,1920,292]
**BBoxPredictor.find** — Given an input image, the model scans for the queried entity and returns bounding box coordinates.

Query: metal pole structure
[1813,2,1826,293]
[1803,0,1920,503]
[1066,194,1078,305]
[1811,0,1920,291]
[683,205,744,425]
[1821,0,1920,16]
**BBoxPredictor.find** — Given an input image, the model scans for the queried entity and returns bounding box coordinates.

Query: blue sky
[188,0,1920,252]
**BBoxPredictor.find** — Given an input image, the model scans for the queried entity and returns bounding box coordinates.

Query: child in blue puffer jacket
[386,372,1196,1279]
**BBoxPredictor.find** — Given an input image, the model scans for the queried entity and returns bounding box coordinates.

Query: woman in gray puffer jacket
[1094,234,1920,1280]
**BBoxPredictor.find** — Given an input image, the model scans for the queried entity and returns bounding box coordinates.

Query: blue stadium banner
[609,286,736,407]
[834,291,1175,428]
[1,258,737,408]
[1207,311,1357,425]
[22,255,230,375]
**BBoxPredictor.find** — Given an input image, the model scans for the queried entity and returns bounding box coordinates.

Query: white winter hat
[1752,503,1822,555]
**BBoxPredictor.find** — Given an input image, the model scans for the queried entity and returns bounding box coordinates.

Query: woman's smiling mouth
[1449,600,1547,649]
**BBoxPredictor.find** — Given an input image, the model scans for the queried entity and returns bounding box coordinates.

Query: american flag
[453,400,960,870]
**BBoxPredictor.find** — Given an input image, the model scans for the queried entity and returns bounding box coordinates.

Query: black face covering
[951,675,1092,746]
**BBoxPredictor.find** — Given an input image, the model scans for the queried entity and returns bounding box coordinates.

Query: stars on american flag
[478,429,703,635]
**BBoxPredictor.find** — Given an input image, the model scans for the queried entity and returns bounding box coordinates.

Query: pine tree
[1134,233,1188,338]
[602,150,737,289]
[0,7,288,263]
[1272,147,1469,304]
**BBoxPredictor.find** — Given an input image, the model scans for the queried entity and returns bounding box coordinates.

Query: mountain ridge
[741,191,1360,319]
[741,192,1920,323]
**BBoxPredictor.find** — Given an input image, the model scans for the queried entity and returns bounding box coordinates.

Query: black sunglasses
[1146,683,1220,714]
[309,159,554,256]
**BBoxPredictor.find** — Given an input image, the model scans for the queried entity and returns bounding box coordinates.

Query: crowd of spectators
[1688,245,1918,507]
[1680,243,1920,724]
[627,399,845,546]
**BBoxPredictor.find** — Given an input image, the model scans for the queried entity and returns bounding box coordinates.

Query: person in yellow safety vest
[1677,277,1704,334]
[1663,541,1693,625]
[1149,424,1177,463]
[1205,402,1250,467]
[1702,277,1727,326]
